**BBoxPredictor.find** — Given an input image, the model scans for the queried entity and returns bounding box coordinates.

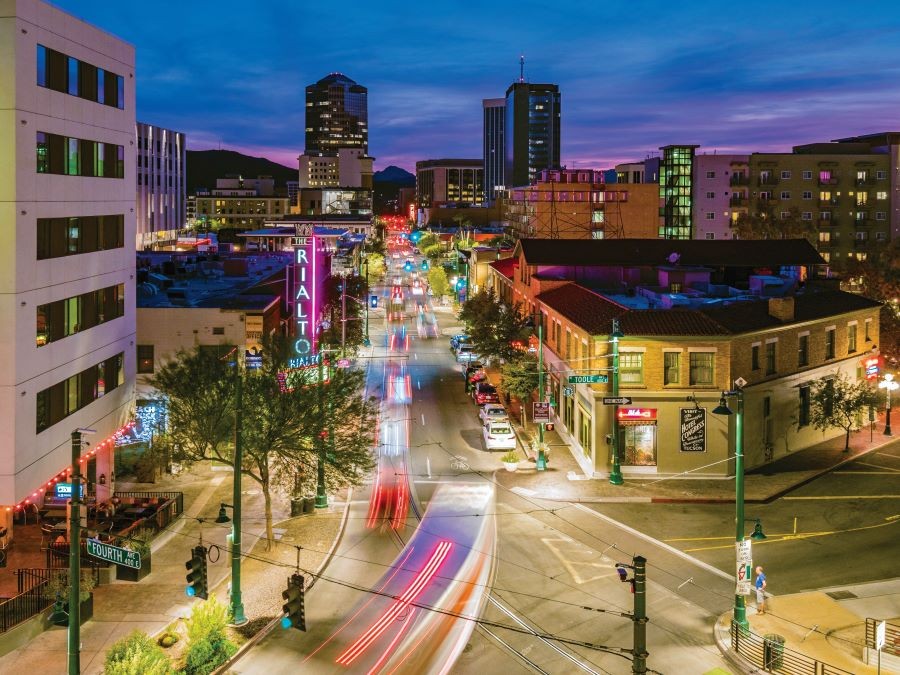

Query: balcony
[856,177,876,186]
[853,217,870,227]
[730,174,749,186]
[757,175,779,186]
[818,198,839,207]
[729,195,747,207]
[854,239,870,249]
[818,176,839,186]
[818,218,838,227]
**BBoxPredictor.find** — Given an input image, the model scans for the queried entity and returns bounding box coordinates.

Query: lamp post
[316,353,328,508]
[228,361,247,626]
[879,373,898,436]
[536,317,547,471]
[609,319,624,485]
[712,387,748,632]
[67,428,93,675]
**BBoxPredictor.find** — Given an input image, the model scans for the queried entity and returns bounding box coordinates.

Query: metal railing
[731,622,855,675]
[866,617,900,657]
[46,541,109,569]
[0,581,53,633]
[114,491,184,517]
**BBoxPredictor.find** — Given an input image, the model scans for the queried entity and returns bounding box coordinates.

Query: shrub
[184,635,237,675]
[104,630,172,675]
[157,631,179,648]
[185,593,229,646]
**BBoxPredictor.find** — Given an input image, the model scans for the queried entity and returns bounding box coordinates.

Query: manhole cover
[825,590,857,600]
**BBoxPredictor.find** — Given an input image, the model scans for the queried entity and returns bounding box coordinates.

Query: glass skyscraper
[305,73,368,155]
[482,98,505,202]
[504,82,560,188]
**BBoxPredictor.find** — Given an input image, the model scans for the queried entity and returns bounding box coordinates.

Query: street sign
[87,538,142,569]
[533,402,551,424]
[876,620,886,650]
[736,540,752,596]
[568,374,609,384]
[602,397,632,405]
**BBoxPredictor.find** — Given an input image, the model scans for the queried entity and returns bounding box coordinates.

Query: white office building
[136,121,186,250]
[0,0,136,523]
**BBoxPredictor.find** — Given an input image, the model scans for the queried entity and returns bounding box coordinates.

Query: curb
[712,614,761,675]
[213,487,354,674]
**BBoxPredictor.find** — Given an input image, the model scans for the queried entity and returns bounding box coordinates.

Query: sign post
[736,539,752,596]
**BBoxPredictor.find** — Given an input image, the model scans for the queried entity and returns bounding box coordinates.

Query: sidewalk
[0,463,347,673]
[494,403,897,503]
[713,580,900,674]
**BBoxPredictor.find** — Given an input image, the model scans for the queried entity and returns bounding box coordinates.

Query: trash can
[763,633,785,670]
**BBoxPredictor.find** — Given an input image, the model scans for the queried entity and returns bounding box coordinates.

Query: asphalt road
[593,439,900,593]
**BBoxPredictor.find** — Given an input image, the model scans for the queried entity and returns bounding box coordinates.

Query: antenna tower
[519,55,525,83]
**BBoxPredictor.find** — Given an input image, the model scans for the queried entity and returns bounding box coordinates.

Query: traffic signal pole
[229,365,247,625]
[68,430,83,675]
[633,555,648,674]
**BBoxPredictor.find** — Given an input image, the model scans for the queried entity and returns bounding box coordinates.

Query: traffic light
[185,545,208,600]
[370,294,378,308]
[281,573,306,631]
[421,260,429,270]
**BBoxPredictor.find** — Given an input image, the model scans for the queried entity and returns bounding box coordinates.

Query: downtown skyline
[52,0,900,171]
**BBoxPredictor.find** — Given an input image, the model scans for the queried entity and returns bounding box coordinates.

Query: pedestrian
[755,565,767,614]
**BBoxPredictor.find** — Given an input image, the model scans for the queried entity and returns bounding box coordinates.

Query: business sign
[54,482,85,499]
[293,236,318,357]
[568,374,609,384]
[277,357,330,393]
[245,348,263,370]
[736,539,752,596]
[680,408,706,452]
[863,356,880,381]
[245,314,264,351]
[87,538,141,569]
[616,408,656,421]
[533,402,551,424]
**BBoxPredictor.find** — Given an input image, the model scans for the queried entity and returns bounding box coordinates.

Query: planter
[50,593,93,626]
[302,497,316,514]
[503,462,518,472]
[116,552,151,582]
[290,498,304,517]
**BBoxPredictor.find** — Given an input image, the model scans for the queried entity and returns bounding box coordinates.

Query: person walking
[755,565,767,614]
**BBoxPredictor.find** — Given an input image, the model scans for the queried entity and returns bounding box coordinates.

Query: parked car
[479,403,508,425]
[473,382,500,405]
[450,334,469,352]
[466,368,487,389]
[483,420,516,451]
[456,345,479,363]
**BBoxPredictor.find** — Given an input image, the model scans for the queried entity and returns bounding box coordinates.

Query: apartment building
[0,0,136,517]
[193,176,290,229]
[136,121,186,250]
[487,239,880,478]
[691,154,750,240]
[416,159,484,208]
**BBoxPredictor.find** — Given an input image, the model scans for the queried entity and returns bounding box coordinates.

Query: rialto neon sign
[293,236,317,356]
[617,408,657,421]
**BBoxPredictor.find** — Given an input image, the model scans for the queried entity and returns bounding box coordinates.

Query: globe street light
[879,373,898,436]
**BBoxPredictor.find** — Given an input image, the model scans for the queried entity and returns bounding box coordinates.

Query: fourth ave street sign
[87,538,142,569]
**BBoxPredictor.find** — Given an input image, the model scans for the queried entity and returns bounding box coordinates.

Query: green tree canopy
[809,372,877,452]
[458,288,531,364]
[730,206,816,242]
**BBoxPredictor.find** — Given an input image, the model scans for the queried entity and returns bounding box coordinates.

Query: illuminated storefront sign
[863,356,880,381]
[293,235,317,357]
[55,482,85,499]
[617,408,657,421]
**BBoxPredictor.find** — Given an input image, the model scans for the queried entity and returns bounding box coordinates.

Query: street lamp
[609,319,625,486]
[879,373,898,436]
[712,386,750,632]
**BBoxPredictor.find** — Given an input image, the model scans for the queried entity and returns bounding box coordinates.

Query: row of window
[706,210,888,223]
[36,353,125,433]
[620,351,715,387]
[738,170,887,181]
[36,132,124,178]
[36,45,124,109]
[36,284,125,347]
[751,323,865,375]
[37,215,125,260]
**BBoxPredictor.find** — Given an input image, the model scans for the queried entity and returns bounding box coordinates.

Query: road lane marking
[571,503,733,582]
[540,536,616,584]
[856,461,900,473]
[833,471,900,475]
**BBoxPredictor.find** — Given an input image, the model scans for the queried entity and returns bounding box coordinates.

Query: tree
[320,274,368,352]
[458,288,531,364]
[730,206,816,242]
[365,252,385,281]
[427,265,451,299]
[498,354,540,423]
[809,372,877,452]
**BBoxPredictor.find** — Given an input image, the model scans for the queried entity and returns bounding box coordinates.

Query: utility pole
[609,319,624,485]
[67,430,84,675]
[229,362,247,625]
[632,555,648,674]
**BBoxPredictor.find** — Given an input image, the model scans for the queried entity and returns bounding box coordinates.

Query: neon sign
[863,356,880,381]
[617,408,657,421]
[293,236,317,356]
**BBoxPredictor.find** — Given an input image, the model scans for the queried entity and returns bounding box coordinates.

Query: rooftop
[517,238,824,267]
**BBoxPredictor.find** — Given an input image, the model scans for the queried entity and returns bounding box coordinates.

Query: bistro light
[712,394,733,416]
[98,474,106,485]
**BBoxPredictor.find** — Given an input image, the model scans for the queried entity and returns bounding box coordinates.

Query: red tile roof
[488,257,517,280]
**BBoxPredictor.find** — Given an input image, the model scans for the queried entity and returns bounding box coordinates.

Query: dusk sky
[56,0,900,172]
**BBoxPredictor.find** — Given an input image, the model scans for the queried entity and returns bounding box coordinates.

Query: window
[36,352,124,433]
[689,352,714,386]
[848,324,857,353]
[765,342,776,375]
[565,329,571,359]
[857,192,869,206]
[820,211,831,221]
[820,170,832,182]
[705,232,715,240]
[798,334,809,367]
[865,319,872,341]
[802,191,812,200]
[137,345,154,374]
[825,328,835,359]
[802,212,812,220]
[664,352,680,385]
[823,378,835,417]
[35,132,124,178]
[877,191,887,200]
[706,191,715,199]
[781,171,791,179]
[780,191,791,200]
[706,171,715,178]
[802,171,812,180]
[751,344,760,370]
[36,284,125,346]
[876,170,887,180]
[876,231,887,241]
[798,385,810,427]
[780,211,790,219]
[37,215,125,259]
[705,212,715,220]
[36,44,124,109]
[876,212,886,221]
[619,353,643,384]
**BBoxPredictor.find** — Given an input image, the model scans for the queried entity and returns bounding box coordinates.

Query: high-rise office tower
[482,98,505,202]
[504,82,560,188]
[304,72,368,155]
[0,0,136,514]
[136,122,186,250]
